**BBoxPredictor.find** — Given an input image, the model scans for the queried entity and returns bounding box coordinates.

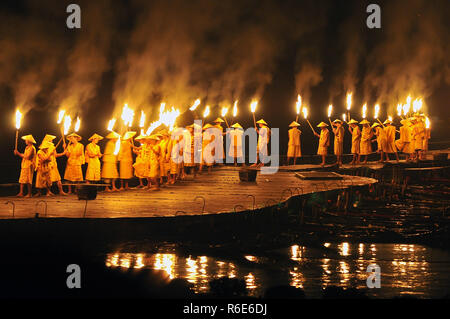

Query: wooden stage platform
[0,166,376,219]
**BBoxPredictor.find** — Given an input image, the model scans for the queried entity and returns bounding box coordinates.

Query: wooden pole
[252,112,256,128]
[307,120,316,135]
[15,130,18,151]
[224,116,230,128]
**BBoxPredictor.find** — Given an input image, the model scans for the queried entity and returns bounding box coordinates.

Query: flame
[302,107,308,119]
[425,117,430,129]
[113,136,121,155]
[362,104,367,119]
[189,99,201,111]
[295,95,302,114]
[139,111,146,128]
[402,103,409,116]
[203,105,210,118]
[374,104,380,119]
[74,117,81,132]
[346,93,352,111]
[160,102,166,114]
[121,104,134,127]
[63,115,72,135]
[233,100,238,117]
[327,104,333,118]
[413,99,423,113]
[146,106,180,135]
[250,100,258,113]
[107,118,116,131]
[406,95,412,107]
[221,107,228,117]
[388,115,393,122]
[397,104,403,116]
[15,109,22,130]
[57,110,65,124]
[342,113,347,122]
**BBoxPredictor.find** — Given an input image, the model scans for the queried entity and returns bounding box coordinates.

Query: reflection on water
[105,243,450,298]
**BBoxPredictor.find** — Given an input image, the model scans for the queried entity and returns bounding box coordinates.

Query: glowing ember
[121,103,134,127]
[189,99,201,111]
[250,100,258,113]
[139,111,146,128]
[221,107,229,117]
[203,105,210,118]
[233,100,238,117]
[327,104,333,118]
[302,107,308,119]
[362,104,367,119]
[57,110,65,124]
[113,136,121,155]
[15,109,22,130]
[346,93,352,111]
[295,95,302,115]
[74,117,81,132]
[63,115,72,135]
[107,118,116,131]
[374,104,380,119]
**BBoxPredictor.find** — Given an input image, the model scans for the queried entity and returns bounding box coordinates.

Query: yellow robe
[384,125,397,153]
[101,140,119,179]
[374,127,388,152]
[229,129,243,158]
[35,149,52,189]
[64,142,85,182]
[351,126,361,154]
[202,130,215,164]
[148,144,160,178]
[48,146,61,182]
[19,145,36,184]
[412,122,426,151]
[317,128,329,155]
[118,141,134,179]
[85,143,102,181]
[159,139,170,176]
[333,126,344,155]
[360,127,372,155]
[287,128,301,158]
[395,125,413,154]
[169,138,182,175]
[257,126,270,157]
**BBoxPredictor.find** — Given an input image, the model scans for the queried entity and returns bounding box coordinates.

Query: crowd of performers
[13,113,430,197]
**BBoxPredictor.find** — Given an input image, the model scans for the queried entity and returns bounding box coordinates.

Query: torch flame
[295,95,302,114]
[15,109,22,130]
[113,137,121,156]
[189,99,201,111]
[374,104,380,119]
[397,104,403,116]
[233,100,238,117]
[327,104,333,118]
[203,105,210,118]
[57,110,65,124]
[362,104,367,119]
[221,107,228,118]
[425,116,430,129]
[388,115,393,122]
[74,117,81,132]
[402,103,409,116]
[342,113,347,122]
[121,104,134,127]
[107,118,116,132]
[302,107,308,119]
[413,99,423,113]
[250,100,258,113]
[346,93,352,111]
[139,111,146,128]
[63,115,72,135]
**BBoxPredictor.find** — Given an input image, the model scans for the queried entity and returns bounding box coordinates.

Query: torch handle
[328,118,333,127]
[15,130,18,151]
[252,113,256,129]
[347,111,351,121]
[295,115,298,122]
[377,118,386,128]
[224,117,230,128]
[307,120,316,135]
[60,126,66,147]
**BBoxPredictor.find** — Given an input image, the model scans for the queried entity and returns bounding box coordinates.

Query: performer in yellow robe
[200,124,215,172]
[184,124,201,178]
[158,130,171,184]
[287,121,302,165]
[255,119,270,167]
[102,132,120,191]
[395,119,414,161]
[118,131,135,190]
[411,117,426,162]
[64,133,85,194]
[348,119,361,165]
[41,134,67,195]
[314,122,329,167]
[212,118,225,165]
[383,119,399,163]
[372,123,388,162]
[332,119,345,165]
[35,141,53,196]
[14,134,36,197]
[228,123,244,166]
[132,135,147,188]
[147,135,161,190]
[85,133,103,183]
[168,128,183,184]
[359,120,373,164]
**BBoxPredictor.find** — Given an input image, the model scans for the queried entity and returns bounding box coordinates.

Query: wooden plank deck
[0,167,376,219]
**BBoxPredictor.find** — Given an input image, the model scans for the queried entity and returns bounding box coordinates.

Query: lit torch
[346,92,352,120]
[107,118,116,132]
[189,99,201,111]
[405,95,412,116]
[139,111,146,136]
[74,117,81,132]
[374,104,384,127]
[113,136,121,156]
[342,113,347,123]
[121,103,134,129]
[233,101,238,117]
[63,115,72,135]
[362,103,367,119]
[250,99,258,128]
[302,107,316,134]
[14,109,22,151]
[221,106,229,128]
[397,104,403,119]
[203,105,210,118]
[295,95,302,122]
[327,104,333,126]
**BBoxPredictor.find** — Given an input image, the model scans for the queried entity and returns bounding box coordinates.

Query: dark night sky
[0,0,449,181]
